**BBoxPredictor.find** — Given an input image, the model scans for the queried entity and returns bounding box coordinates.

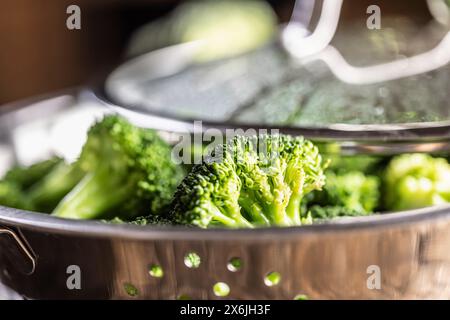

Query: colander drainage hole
[148,264,164,278]
[264,272,281,287]
[124,283,139,297]
[213,282,230,297]
[184,252,201,268]
[227,257,242,272]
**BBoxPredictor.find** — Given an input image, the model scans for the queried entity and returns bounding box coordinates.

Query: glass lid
[103,0,450,144]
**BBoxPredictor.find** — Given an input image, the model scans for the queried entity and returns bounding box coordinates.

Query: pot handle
[0,226,36,275]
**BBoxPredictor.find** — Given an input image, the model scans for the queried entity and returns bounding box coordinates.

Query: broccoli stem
[270,207,292,226]
[29,163,85,213]
[52,165,134,219]
[238,192,270,226]
[203,201,253,228]
[286,193,303,225]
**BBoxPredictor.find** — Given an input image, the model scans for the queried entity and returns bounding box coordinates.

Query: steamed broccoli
[43,115,185,220]
[169,135,326,228]
[384,154,450,211]
[108,215,172,226]
[4,157,63,190]
[28,161,85,213]
[0,157,64,211]
[307,205,367,220]
[313,171,380,214]
[300,169,381,221]
[0,181,33,210]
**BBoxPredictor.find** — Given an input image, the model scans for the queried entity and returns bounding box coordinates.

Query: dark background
[0,0,430,105]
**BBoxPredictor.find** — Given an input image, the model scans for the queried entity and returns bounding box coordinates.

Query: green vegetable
[0,181,33,211]
[307,205,369,220]
[0,157,64,211]
[28,161,85,213]
[169,135,326,228]
[50,115,185,220]
[314,171,380,214]
[108,215,173,226]
[384,154,450,211]
[4,157,63,190]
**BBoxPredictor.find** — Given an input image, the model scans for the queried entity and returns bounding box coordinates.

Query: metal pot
[1,92,450,299]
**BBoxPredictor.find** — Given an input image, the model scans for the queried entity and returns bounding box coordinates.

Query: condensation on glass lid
[234,64,450,126]
[107,18,450,127]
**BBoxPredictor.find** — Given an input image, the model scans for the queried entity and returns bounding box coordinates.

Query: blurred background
[0,0,432,105]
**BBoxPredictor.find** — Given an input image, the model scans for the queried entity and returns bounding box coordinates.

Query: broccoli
[0,157,64,211]
[307,205,368,220]
[130,215,173,226]
[169,135,326,228]
[4,157,63,190]
[0,181,33,211]
[45,115,184,220]
[28,161,85,213]
[107,215,172,226]
[384,154,450,211]
[312,171,380,215]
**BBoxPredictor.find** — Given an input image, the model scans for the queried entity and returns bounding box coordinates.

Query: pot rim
[1,204,450,241]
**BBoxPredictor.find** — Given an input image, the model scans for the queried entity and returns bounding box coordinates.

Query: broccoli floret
[0,181,33,211]
[4,157,63,190]
[48,115,184,220]
[28,161,85,213]
[0,157,64,211]
[313,171,380,214]
[384,154,450,210]
[130,215,173,226]
[307,205,370,221]
[107,215,172,226]
[169,135,326,228]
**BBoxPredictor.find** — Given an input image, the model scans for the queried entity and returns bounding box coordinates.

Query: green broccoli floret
[0,181,33,211]
[169,135,326,228]
[28,161,85,213]
[107,215,172,226]
[48,115,185,220]
[307,205,370,221]
[313,171,380,214]
[130,215,173,226]
[4,157,63,190]
[0,157,64,211]
[384,154,450,211]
